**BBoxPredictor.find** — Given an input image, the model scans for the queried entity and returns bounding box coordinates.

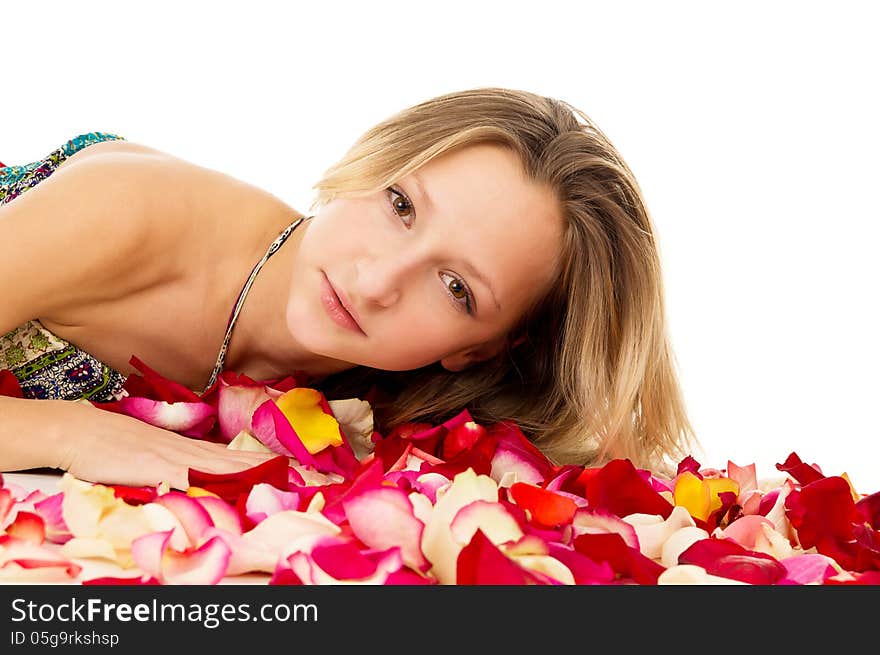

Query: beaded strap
[203,215,310,392]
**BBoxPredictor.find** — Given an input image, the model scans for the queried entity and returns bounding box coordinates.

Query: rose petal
[275,388,344,454]
[572,508,640,549]
[32,493,72,544]
[188,456,290,504]
[122,356,203,403]
[343,486,430,572]
[106,397,216,438]
[583,459,674,519]
[60,537,121,562]
[448,500,524,549]
[227,430,274,453]
[327,398,375,460]
[546,543,617,584]
[678,537,788,584]
[661,525,711,568]
[60,475,183,552]
[0,535,82,582]
[155,491,215,547]
[246,483,301,524]
[82,574,161,585]
[277,540,406,585]
[456,529,537,585]
[217,378,278,442]
[239,509,340,570]
[5,511,46,544]
[779,553,841,585]
[658,564,749,585]
[132,530,231,585]
[573,532,666,584]
[421,469,499,585]
[195,496,244,536]
[623,505,696,560]
[0,369,25,398]
[509,482,578,528]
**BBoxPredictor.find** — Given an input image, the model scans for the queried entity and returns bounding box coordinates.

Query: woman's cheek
[389,321,459,368]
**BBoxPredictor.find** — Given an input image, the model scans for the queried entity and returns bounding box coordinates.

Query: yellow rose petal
[275,388,343,454]
[185,486,220,499]
[673,471,711,521]
[705,477,739,516]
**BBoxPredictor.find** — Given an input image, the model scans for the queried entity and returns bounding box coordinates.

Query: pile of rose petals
[2,357,879,585]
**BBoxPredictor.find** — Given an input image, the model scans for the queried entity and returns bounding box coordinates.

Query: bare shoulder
[0,150,204,333]
[59,138,174,168]
[0,140,298,337]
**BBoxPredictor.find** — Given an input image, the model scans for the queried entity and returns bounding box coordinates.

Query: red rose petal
[678,537,788,584]
[188,455,290,504]
[456,529,538,585]
[109,485,157,506]
[82,575,161,585]
[583,459,674,519]
[442,421,486,460]
[509,482,578,528]
[124,356,203,403]
[0,370,24,398]
[776,452,825,486]
[573,532,665,585]
[6,511,46,545]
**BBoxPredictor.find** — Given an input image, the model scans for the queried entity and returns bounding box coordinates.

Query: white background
[3,2,878,490]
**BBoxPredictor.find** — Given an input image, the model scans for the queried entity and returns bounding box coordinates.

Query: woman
[0,87,696,490]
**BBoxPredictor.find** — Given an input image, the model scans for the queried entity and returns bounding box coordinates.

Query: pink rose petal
[720,515,775,550]
[32,493,72,544]
[110,397,217,438]
[217,378,281,442]
[131,530,231,585]
[572,508,640,549]
[343,486,429,572]
[195,496,244,536]
[276,538,407,584]
[155,492,215,547]
[246,483,301,524]
[0,488,13,525]
[5,511,46,545]
[0,535,82,582]
[547,543,617,584]
[780,553,841,585]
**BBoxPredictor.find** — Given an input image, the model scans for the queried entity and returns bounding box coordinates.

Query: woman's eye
[441,272,474,314]
[387,187,414,226]
[385,187,474,316]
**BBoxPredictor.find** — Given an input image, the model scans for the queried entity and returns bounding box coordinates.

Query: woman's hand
[50,399,281,491]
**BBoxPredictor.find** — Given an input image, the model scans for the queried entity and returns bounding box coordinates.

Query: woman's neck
[217,211,357,384]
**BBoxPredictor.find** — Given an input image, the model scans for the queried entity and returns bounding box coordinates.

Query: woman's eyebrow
[409,172,501,314]
[461,259,502,313]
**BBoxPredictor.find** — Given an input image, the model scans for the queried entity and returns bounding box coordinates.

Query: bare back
[1,138,305,391]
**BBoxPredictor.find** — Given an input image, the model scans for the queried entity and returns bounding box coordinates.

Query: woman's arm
[0,148,277,489]
[0,395,279,490]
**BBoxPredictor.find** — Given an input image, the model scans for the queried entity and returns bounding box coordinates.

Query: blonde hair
[308,87,697,476]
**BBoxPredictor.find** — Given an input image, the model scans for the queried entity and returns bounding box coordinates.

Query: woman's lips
[320,272,366,336]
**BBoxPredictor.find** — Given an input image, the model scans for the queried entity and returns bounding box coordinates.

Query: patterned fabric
[0,320,129,401]
[1,132,308,402]
[204,215,308,391]
[0,132,124,205]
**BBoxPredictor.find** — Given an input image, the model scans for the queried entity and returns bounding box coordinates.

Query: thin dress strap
[203,215,310,392]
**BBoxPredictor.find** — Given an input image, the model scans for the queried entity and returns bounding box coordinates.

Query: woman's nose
[355,255,408,308]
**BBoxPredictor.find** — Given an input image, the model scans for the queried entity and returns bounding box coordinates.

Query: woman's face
[286,142,563,373]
